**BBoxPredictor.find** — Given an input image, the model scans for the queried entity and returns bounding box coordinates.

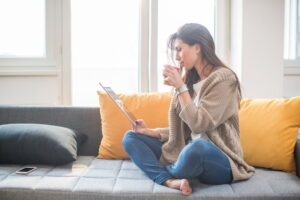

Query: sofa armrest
[296,137,300,177]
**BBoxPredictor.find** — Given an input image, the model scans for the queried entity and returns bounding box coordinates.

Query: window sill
[0,69,58,77]
[284,60,300,75]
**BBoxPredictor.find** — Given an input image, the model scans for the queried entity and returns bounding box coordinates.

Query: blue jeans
[122,131,232,185]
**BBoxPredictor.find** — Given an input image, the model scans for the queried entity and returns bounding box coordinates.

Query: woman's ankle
[163,179,181,189]
[163,179,176,188]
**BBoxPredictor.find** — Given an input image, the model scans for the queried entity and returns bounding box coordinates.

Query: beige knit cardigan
[156,68,255,182]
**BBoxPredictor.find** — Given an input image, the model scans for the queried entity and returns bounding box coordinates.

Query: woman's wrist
[144,128,161,139]
[175,84,188,94]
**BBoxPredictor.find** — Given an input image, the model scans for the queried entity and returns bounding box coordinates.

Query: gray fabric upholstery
[0,106,101,156]
[296,137,300,177]
[0,156,300,200]
[0,106,300,200]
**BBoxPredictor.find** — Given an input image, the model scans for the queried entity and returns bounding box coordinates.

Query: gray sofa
[0,106,300,200]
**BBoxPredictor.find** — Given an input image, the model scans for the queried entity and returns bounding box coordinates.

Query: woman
[122,23,255,196]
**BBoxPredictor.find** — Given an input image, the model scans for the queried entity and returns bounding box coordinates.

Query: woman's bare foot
[164,179,192,195]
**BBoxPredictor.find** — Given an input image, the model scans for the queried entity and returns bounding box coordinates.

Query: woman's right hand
[163,65,183,88]
[133,119,148,134]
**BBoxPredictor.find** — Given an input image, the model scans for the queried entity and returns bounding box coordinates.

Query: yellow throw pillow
[97,91,171,159]
[240,96,300,173]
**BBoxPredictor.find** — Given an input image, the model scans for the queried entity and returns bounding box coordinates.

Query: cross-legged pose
[122,23,255,196]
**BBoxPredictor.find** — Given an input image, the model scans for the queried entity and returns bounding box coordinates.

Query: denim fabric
[122,131,172,184]
[122,131,232,185]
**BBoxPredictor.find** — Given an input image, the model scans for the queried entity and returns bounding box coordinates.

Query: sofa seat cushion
[0,156,300,200]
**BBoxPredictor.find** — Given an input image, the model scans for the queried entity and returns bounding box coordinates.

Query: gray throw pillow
[0,123,87,165]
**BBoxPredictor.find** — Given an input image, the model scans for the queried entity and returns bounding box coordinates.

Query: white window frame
[139,0,151,92]
[215,0,231,66]
[284,0,300,75]
[62,0,71,105]
[0,0,62,77]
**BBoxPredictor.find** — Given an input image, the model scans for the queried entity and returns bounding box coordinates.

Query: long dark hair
[167,23,242,100]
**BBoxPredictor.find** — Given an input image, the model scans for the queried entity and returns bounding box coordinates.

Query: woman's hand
[132,119,161,139]
[132,119,148,134]
[163,65,184,88]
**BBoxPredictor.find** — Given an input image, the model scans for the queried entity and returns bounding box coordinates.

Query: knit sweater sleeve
[154,128,169,142]
[179,77,239,134]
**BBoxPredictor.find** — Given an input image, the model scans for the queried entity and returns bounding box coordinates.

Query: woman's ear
[194,44,201,54]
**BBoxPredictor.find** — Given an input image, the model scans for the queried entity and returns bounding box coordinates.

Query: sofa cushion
[0,123,87,165]
[240,96,300,173]
[0,156,300,200]
[97,91,171,159]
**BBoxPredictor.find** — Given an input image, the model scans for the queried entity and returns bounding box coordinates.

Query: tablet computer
[99,82,137,126]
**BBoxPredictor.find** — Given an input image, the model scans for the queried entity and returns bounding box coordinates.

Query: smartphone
[15,167,37,175]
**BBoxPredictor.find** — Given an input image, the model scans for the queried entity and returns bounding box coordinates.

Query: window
[283,0,300,98]
[284,0,300,76]
[0,0,61,71]
[0,0,63,105]
[285,0,300,59]
[71,0,218,105]
[71,0,139,106]
[0,0,45,58]
[298,1,300,59]
[156,0,215,92]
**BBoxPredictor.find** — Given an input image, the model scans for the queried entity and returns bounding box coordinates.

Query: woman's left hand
[132,119,148,134]
[163,65,184,88]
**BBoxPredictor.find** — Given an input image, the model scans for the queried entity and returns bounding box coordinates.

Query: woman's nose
[175,53,180,61]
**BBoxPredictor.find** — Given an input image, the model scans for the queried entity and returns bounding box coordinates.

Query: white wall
[231,0,284,98]
[283,60,300,97]
[284,75,300,97]
[0,76,61,105]
[0,67,63,105]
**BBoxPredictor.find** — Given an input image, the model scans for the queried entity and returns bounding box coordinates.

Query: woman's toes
[180,179,192,196]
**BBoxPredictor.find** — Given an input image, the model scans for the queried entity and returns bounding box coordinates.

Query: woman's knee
[185,140,212,158]
[122,130,136,148]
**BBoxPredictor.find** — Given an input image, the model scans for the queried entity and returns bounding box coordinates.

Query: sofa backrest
[0,106,102,156]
